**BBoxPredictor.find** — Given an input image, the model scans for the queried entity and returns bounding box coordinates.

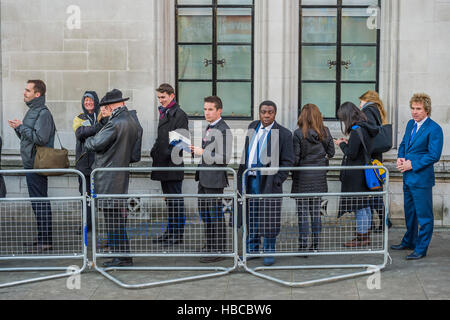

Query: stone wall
[1,0,159,152]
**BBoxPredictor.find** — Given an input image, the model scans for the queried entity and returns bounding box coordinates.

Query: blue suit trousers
[401,184,434,255]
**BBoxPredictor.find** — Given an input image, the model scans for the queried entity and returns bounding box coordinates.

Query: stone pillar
[254,0,299,131]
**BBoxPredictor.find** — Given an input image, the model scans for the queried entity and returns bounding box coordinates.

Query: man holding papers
[191,96,233,263]
[151,84,189,246]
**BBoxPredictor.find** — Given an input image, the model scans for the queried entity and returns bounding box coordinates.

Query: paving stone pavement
[0,229,448,300]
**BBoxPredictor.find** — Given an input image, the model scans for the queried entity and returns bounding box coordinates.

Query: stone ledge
[2,152,449,178]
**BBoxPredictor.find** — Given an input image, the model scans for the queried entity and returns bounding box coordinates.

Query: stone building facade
[1,0,449,226]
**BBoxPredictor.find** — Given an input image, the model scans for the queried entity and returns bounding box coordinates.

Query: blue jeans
[356,207,372,234]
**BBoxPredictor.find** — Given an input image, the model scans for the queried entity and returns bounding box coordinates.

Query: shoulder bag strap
[42,107,64,149]
[353,126,371,164]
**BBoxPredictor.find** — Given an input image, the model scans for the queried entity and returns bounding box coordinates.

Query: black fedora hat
[99,89,130,106]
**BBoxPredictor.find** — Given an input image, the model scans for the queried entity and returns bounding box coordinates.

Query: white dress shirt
[248,122,275,169]
[414,116,428,133]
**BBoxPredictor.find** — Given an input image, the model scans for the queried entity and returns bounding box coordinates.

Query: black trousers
[198,185,226,251]
[161,181,185,237]
[103,205,130,253]
[296,198,322,247]
[26,173,52,246]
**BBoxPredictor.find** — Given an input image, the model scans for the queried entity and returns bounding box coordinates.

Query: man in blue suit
[392,93,444,260]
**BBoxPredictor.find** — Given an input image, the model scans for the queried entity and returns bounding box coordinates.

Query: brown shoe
[344,234,371,248]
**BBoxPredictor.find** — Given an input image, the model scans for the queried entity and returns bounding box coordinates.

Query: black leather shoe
[152,233,170,244]
[23,241,38,247]
[25,244,53,254]
[390,244,414,251]
[199,256,226,263]
[102,258,133,268]
[406,252,426,260]
[162,236,184,246]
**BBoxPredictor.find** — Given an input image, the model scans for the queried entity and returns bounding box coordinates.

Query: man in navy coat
[238,101,294,266]
[393,93,444,260]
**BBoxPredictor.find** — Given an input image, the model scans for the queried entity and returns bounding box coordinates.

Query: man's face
[411,102,428,123]
[259,105,276,127]
[24,83,40,103]
[157,92,175,108]
[100,105,112,118]
[204,102,222,123]
[84,97,95,114]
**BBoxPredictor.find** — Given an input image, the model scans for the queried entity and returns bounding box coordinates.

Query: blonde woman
[359,90,392,231]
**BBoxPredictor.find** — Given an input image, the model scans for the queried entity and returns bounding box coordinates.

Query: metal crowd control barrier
[91,167,238,289]
[241,166,391,287]
[0,169,88,288]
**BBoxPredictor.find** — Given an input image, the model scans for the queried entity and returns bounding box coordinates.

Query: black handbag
[371,124,393,154]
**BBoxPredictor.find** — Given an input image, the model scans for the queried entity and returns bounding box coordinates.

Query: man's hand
[190,145,204,156]
[8,119,22,129]
[396,158,405,168]
[397,159,413,173]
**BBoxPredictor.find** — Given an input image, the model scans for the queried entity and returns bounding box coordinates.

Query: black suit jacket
[238,120,294,194]
[195,119,232,189]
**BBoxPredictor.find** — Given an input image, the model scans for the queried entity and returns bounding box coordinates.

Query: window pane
[178,45,212,80]
[302,8,337,43]
[217,8,252,43]
[302,0,337,4]
[342,9,377,44]
[217,82,252,117]
[342,0,378,5]
[301,83,336,118]
[341,83,376,107]
[302,46,336,81]
[178,8,212,43]
[178,82,213,117]
[218,0,253,4]
[178,0,212,5]
[341,46,376,81]
[217,46,251,80]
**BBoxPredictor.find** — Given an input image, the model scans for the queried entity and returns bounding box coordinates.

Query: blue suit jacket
[398,118,443,188]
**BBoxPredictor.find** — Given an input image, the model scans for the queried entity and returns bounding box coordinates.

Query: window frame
[298,0,381,120]
[175,0,255,120]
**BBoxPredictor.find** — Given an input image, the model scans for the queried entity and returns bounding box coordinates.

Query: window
[176,0,254,119]
[299,0,380,119]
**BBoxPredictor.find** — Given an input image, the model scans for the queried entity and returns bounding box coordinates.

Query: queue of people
[2,79,444,267]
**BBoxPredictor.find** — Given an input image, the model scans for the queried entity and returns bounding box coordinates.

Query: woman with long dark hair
[292,104,335,252]
[359,90,392,231]
[335,102,379,247]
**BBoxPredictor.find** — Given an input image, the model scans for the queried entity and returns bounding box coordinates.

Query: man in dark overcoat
[85,89,139,267]
[151,84,189,245]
